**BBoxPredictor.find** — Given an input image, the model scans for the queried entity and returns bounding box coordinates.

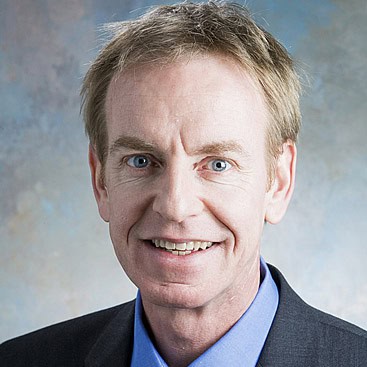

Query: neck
[141,273,260,367]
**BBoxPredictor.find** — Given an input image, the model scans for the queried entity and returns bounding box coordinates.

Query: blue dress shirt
[131,257,279,367]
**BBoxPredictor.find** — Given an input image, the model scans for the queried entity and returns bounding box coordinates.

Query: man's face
[92,55,287,310]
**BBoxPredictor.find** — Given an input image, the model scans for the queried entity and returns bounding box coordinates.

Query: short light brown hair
[81,1,301,182]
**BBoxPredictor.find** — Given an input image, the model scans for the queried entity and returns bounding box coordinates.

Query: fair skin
[89,55,296,366]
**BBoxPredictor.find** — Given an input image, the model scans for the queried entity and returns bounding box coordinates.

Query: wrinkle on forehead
[105,56,267,127]
[109,134,250,160]
[107,54,265,102]
[105,54,269,156]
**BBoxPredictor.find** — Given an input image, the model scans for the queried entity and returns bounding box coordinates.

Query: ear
[265,141,297,224]
[88,144,110,222]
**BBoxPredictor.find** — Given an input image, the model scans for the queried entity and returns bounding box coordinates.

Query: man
[1,2,366,366]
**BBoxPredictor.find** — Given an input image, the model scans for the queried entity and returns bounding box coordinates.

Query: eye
[126,155,151,169]
[207,159,232,172]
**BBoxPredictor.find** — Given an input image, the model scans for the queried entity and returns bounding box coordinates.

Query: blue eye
[126,155,150,168]
[209,159,232,172]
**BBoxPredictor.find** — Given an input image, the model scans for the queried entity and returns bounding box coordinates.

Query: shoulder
[0,300,135,367]
[260,264,367,367]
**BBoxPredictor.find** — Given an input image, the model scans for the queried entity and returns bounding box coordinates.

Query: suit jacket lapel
[256,264,317,367]
[85,300,135,367]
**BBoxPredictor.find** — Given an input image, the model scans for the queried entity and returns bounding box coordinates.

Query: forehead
[105,55,268,150]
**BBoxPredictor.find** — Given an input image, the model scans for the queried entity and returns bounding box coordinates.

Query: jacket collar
[257,264,314,367]
[85,300,135,367]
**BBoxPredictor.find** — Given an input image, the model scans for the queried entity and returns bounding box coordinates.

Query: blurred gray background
[1,0,366,342]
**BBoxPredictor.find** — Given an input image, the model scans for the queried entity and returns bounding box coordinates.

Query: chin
[140,282,214,310]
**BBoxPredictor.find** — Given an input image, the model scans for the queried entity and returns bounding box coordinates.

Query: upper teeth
[152,239,213,255]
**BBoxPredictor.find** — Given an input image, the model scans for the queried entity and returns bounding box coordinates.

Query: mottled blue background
[1,0,366,342]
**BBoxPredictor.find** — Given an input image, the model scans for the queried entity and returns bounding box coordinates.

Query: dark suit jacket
[1,265,366,366]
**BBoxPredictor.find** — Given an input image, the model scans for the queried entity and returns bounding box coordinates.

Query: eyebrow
[193,141,248,156]
[109,136,158,155]
[109,135,248,158]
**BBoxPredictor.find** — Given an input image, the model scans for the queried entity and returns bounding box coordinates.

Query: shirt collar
[131,257,279,367]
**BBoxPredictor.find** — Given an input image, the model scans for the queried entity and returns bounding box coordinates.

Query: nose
[152,165,204,223]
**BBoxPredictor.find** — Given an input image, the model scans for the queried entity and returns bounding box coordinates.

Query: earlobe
[265,141,297,224]
[88,145,110,222]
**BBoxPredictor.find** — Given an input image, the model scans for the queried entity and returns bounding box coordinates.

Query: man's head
[84,1,299,310]
[82,1,301,185]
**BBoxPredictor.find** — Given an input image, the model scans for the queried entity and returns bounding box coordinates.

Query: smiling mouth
[150,239,215,256]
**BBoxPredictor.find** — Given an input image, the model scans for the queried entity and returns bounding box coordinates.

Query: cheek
[206,180,267,244]
[109,197,132,231]
[209,171,267,215]
[108,176,148,217]
[107,187,144,249]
